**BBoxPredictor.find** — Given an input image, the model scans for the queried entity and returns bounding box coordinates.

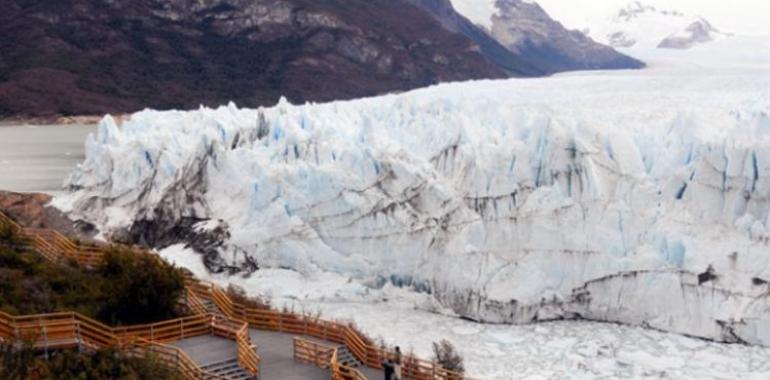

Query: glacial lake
[0,124,97,194]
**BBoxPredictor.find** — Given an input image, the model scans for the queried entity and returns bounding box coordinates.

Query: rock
[0,191,95,239]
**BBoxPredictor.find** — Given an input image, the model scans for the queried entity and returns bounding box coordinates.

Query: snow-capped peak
[445,0,644,72]
[589,1,730,49]
[614,1,683,22]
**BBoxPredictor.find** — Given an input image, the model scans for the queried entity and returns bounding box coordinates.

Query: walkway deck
[0,209,463,380]
[172,335,237,366]
[249,330,328,380]
[174,329,383,380]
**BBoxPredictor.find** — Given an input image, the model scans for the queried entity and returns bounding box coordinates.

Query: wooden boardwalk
[0,209,467,380]
[172,335,237,367]
[173,329,384,380]
[249,330,328,380]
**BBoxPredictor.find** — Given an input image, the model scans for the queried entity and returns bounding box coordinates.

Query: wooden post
[43,325,49,361]
[313,341,318,366]
[75,317,82,353]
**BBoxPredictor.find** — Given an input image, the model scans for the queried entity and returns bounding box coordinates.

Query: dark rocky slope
[0,0,506,117]
[404,0,544,76]
[0,0,642,117]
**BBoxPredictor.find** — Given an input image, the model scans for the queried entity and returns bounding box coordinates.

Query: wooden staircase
[201,298,225,317]
[202,358,255,380]
[335,346,364,369]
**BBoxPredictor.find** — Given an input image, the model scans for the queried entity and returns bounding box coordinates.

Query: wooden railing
[113,314,211,344]
[2,209,469,379]
[0,210,133,268]
[331,349,341,379]
[336,363,368,380]
[236,323,261,376]
[0,210,21,232]
[192,280,471,380]
[0,310,254,380]
[0,210,263,378]
[187,287,209,315]
[295,337,367,380]
[26,228,79,255]
[127,338,230,380]
[0,311,210,352]
[293,337,336,369]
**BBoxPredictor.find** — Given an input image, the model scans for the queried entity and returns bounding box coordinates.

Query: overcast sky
[534,0,770,36]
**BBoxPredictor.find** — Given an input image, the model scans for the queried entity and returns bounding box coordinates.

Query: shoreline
[0,114,125,127]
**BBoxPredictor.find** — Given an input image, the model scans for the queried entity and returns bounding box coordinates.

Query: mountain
[403,0,544,76]
[0,0,508,117]
[487,0,644,71]
[0,0,647,118]
[442,0,645,72]
[657,18,726,49]
[552,1,730,50]
[58,37,770,345]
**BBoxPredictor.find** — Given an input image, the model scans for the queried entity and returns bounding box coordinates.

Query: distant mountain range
[585,1,730,49]
[0,0,642,117]
[445,0,645,71]
[451,0,730,52]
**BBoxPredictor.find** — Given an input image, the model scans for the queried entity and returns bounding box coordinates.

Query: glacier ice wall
[62,68,770,344]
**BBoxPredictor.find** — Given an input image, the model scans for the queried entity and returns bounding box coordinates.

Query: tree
[0,344,182,380]
[99,248,185,325]
[0,223,23,248]
[432,339,464,375]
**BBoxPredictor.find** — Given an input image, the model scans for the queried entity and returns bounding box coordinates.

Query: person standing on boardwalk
[383,359,394,380]
[393,346,403,380]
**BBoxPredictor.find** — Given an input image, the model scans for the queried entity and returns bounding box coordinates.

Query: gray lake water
[0,124,97,194]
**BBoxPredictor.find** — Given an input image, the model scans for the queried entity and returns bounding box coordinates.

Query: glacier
[59,37,770,345]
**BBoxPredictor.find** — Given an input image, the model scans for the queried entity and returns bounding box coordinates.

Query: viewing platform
[0,209,468,380]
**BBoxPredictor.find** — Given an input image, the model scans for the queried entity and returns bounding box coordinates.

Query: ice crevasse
[61,74,770,345]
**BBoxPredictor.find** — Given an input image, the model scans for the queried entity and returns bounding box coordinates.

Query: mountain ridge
[1,0,642,117]
[429,0,645,73]
[0,0,507,117]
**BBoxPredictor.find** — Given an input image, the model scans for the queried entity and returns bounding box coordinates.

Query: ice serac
[62,49,770,345]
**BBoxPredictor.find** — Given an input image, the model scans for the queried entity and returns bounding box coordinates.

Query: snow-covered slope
[589,2,729,49]
[533,0,770,38]
[60,37,770,345]
[451,0,729,50]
